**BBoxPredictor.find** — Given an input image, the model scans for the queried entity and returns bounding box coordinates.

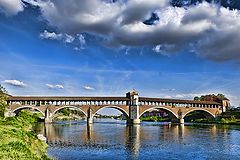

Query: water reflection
[35,120,240,160]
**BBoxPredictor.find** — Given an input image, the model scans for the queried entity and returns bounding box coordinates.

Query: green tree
[194,96,200,101]
[0,84,8,117]
[217,93,226,99]
[60,108,71,116]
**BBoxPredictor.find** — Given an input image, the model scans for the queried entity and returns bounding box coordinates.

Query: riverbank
[189,117,240,125]
[140,116,171,122]
[186,110,240,125]
[53,114,84,121]
[141,111,240,125]
[0,110,50,160]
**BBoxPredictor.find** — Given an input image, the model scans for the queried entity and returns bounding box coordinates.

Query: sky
[1,0,240,115]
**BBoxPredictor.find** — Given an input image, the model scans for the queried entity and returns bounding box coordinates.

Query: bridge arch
[92,105,129,119]
[182,109,216,119]
[50,106,87,118]
[139,106,178,119]
[12,106,45,117]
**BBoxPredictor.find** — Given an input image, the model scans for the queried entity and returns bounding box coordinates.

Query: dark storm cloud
[2,0,240,62]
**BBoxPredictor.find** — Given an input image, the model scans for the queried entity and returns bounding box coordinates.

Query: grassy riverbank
[140,116,171,122]
[141,110,240,125]
[189,118,240,125]
[0,110,50,160]
[53,108,85,121]
[185,110,240,125]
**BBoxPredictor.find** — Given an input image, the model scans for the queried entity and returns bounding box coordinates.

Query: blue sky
[1,0,240,115]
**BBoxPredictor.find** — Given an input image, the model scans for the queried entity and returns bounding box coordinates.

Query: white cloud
[0,0,24,16]
[83,85,95,91]
[65,34,75,43]
[46,84,64,89]
[39,30,63,40]
[78,34,86,49]
[26,0,240,62]
[73,34,86,51]
[3,80,26,87]
[39,30,75,43]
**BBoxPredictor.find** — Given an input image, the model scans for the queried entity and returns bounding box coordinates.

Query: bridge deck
[8,96,221,105]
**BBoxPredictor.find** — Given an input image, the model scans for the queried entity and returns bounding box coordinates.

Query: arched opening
[183,109,215,123]
[13,106,45,117]
[12,106,45,122]
[139,107,178,122]
[92,106,129,123]
[51,106,87,122]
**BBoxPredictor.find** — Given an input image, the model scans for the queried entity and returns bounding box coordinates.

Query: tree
[194,96,200,101]
[217,94,226,99]
[0,85,8,117]
[193,93,227,102]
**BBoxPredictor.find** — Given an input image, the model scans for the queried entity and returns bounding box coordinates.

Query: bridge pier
[45,117,53,123]
[127,119,141,125]
[171,118,184,124]
[87,117,93,124]
[4,109,15,117]
[45,108,53,123]
[179,118,184,124]
[127,90,141,125]
[87,107,93,124]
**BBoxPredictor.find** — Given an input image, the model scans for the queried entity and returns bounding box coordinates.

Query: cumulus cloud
[3,80,26,87]
[0,0,24,16]
[40,30,75,43]
[46,84,64,89]
[23,0,240,61]
[83,86,95,91]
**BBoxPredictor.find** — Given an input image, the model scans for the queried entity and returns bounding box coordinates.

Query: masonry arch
[92,105,129,119]
[139,106,178,119]
[183,109,216,119]
[50,106,87,118]
[12,106,45,117]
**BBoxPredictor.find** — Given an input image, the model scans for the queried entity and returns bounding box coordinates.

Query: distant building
[142,109,168,117]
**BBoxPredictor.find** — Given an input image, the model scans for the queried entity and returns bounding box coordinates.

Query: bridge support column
[87,107,93,124]
[127,119,141,125]
[4,109,15,117]
[179,118,184,124]
[127,90,140,125]
[87,117,93,124]
[45,108,52,123]
[45,117,52,123]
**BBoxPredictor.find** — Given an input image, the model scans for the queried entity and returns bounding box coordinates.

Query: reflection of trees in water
[36,122,231,157]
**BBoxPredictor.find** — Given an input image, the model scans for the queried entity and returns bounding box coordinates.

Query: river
[35,119,240,160]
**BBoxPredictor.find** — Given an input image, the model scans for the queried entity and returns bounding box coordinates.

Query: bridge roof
[8,96,129,101]
[8,96,221,105]
[139,97,221,105]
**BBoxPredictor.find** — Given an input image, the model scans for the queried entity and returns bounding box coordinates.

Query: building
[142,109,168,118]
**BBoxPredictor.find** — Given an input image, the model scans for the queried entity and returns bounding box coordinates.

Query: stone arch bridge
[6,90,230,124]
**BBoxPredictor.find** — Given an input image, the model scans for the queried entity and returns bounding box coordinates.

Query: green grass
[0,110,51,160]
[190,117,240,125]
[140,116,171,122]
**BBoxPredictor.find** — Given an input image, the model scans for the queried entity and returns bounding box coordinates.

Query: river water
[36,119,240,160]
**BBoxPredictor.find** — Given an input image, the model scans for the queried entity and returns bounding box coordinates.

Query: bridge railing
[8,97,222,109]
[138,101,221,109]
[8,100,129,106]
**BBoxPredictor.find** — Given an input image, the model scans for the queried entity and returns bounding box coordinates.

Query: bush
[0,110,51,160]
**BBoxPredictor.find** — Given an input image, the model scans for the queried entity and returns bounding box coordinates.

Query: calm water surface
[36,119,240,160]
